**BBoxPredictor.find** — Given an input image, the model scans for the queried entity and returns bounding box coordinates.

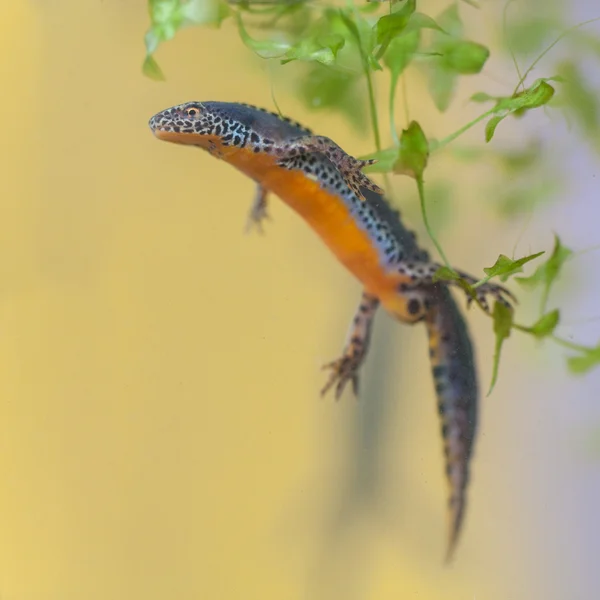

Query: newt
[148,101,515,561]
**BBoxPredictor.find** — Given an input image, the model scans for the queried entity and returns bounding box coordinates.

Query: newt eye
[185,106,200,117]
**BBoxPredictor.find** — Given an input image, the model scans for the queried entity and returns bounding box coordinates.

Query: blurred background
[1,0,599,598]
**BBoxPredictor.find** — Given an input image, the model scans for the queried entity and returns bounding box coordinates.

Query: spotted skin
[276,135,382,201]
[148,101,516,560]
[321,291,379,399]
[424,285,478,563]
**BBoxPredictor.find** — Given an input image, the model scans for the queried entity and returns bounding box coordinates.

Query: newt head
[149,101,313,150]
[148,101,215,147]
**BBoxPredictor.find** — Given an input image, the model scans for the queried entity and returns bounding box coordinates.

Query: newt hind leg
[393,260,516,312]
[321,292,379,399]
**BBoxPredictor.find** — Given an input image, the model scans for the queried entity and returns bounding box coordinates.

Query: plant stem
[503,0,524,93]
[389,75,400,146]
[513,16,600,95]
[550,334,591,354]
[365,64,381,151]
[401,73,409,126]
[416,176,451,268]
[433,107,497,152]
[471,275,492,289]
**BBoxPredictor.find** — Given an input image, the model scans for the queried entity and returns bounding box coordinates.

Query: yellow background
[1,1,597,599]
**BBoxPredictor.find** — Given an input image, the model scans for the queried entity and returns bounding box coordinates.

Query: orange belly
[156,132,407,312]
[225,145,402,301]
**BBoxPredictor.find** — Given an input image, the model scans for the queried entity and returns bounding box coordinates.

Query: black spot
[433,365,447,378]
[407,298,421,315]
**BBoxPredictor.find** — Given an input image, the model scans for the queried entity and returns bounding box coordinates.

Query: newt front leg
[321,292,379,399]
[275,135,383,201]
[245,185,270,234]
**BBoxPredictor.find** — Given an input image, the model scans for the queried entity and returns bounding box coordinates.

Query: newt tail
[425,286,478,563]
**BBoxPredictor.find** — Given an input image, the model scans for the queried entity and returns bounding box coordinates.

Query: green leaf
[502,16,556,56]
[516,234,572,315]
[436,2,463,38]
[372,0,432,59]
[375,0,415,45]
[470,91,496,103]
[428,67,457,112]
[180,0,230,25]
[484,78,559,141]
[360,1,383,13]
[235,13,290,58]
[526,309,560,338]
[432,266,461,282]
[496,78,562,112]
[384,28,420,141]
[439,39,489,74]
[488,301,514,396]
[393,121,429,179]
[337,6,381,73]
[338,8,362,44]
[404,12,445,35]
[568,346,600,374]
[485,115,505,142]
[424,3,489,111]
[482,251,545,282]
[281,33,345,66]
[143,0,230,77]
[383,29,420,77]
[515,235,572,291]
[514,79,556,109]
[556,61,600,152]
[142,54,165,81]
